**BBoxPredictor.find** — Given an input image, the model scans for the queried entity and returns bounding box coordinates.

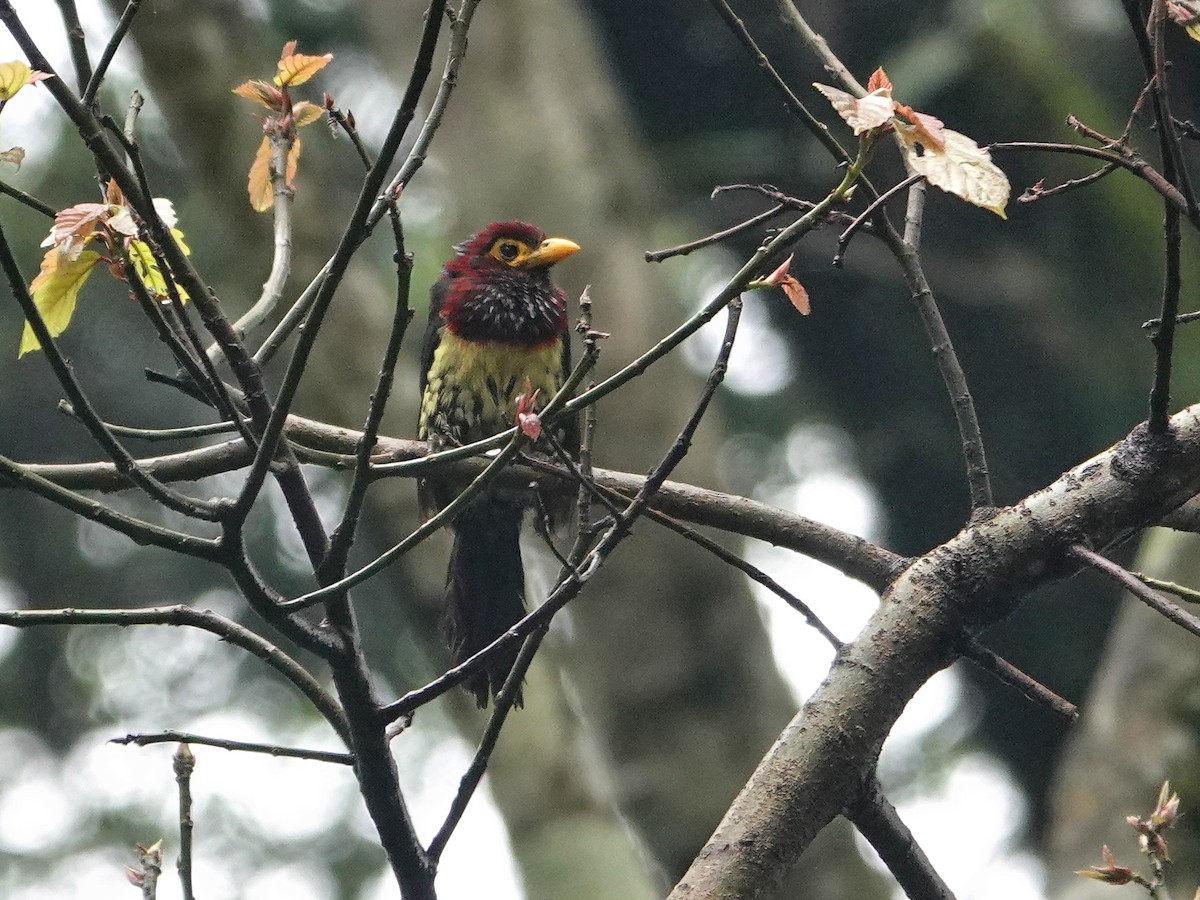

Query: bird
[418,221,580,707]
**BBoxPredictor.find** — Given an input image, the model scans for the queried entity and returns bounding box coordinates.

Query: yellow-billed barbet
[418,221,580,707]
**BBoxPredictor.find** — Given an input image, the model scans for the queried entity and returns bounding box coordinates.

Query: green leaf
[19,248,102,357]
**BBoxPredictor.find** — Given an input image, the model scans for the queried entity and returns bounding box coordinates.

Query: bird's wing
[419,277,449,395]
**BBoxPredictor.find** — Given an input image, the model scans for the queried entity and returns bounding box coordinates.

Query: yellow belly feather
[419,331,563,444]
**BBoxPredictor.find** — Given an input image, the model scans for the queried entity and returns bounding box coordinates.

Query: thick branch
[13,419,902,592]
[669,406,1200,899]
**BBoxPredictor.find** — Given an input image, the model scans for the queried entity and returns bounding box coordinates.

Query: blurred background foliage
[1,0,1198,898]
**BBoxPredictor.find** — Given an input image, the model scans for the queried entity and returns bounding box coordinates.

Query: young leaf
[291,100,324,127]
[247,134,301,211]
[127,241,177,302]
[232,80,284,111]
[287,136,301,187]
[0,60,28,101]
[514,381,543,440]
[903,127,1010,217]
[247,136,274,212]
[866,67,892,93]
[780,276,811,316]
[274,43,333,88]
[41,202,109,260]
[19,248,102,356]
[813,82,894,135]
[0,60,49,102]
[127,232,191,302]
[1167,0,1200,41]
[895,105,946,153]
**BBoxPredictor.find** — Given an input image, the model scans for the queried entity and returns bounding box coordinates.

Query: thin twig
[560,170,864,424]
[1018,163,1118,204]
[1148,198,1181,432]
[531,444,846,648]
[1133,571,1200,604]
[706,0,851,165]
[0,605,349,744]
[173,743,195,900]
[1114,2,1189,431]
[1070,544,1200,639]
[960,639,1078,721]
[122,250,254,447]
[574,285,599,529]
[847,777,959,900]
[113,731,354,765]
[426,627,547,860]
[0,451,221,558]
[54,0,93,95]
[1143,310,1200,330]
[773,0,865,94]
[834,173,923,266]
[58,403,240,441]
[632,499,845,649]
[324,124,415,589]
[82,0,142,106]
[990,140,1200,230]
[874,187,993,510]
[0,179,56,217]
[645,204,788,263]
[326,101,374,168]
[216,526,345,660]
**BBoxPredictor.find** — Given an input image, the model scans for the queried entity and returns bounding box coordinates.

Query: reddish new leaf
[233,79,284,112]
[895,104,946,153]
[780,275,810,316]
[41,202,109,260]
[866,66,892,93]
[514,380,543,440]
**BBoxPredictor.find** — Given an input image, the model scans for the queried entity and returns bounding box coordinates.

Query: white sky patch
[322,51,404,150]
[243,861,338,900]
[0,772,80,853]
[3,851,128,900]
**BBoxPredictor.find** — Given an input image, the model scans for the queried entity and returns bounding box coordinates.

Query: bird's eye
[496,241,521,262]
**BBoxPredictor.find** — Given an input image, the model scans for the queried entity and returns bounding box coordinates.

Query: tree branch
[7,414,906,592]
[847,777,958,900]
[668,407,1200,899]
[173,742,195,900]
[0,604,350,744]
[112,731,354,765]
[1069,543,1200,639]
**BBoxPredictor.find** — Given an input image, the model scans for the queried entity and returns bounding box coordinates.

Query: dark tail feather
[442,498,526,707]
